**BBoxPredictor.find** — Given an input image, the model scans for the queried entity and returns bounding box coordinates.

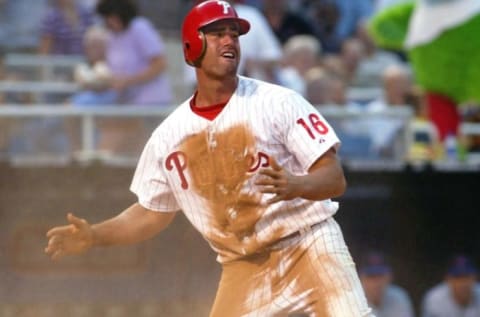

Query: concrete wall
[0,164,219,317]
[1,164,479,316]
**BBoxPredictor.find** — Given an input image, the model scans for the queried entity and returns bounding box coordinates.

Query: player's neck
[195,76,238,108]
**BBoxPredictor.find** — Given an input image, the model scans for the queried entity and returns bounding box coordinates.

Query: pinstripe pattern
[209,218,372,316]
[130,76,372,315]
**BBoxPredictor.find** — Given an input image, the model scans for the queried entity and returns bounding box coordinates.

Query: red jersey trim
[190,92,228,121]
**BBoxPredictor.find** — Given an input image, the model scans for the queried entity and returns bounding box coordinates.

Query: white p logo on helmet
[217,1,231,14]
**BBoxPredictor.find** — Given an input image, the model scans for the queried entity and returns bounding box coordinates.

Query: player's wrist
[290,174,309,199]
[89,224,101,248]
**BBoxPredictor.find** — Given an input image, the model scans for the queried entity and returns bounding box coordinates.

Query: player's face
[200,20,241,78]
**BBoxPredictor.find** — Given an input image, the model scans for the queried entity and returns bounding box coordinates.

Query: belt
[269,222,323,251]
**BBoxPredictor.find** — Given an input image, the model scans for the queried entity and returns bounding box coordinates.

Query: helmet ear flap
[193,31,207,67]
[184,30,207,67]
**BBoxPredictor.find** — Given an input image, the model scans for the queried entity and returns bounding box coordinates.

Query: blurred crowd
[358,251,480,317]
[0,0,479,163]
[0,1,479,316]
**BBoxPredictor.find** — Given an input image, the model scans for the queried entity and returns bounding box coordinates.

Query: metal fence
[0,104,416,167]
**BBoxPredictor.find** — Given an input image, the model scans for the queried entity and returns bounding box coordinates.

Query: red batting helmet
[182,0,250,66]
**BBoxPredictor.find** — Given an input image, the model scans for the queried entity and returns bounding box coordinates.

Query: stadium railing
[4,53,84,81]
[0,104,416,168]
[1,104,479,170]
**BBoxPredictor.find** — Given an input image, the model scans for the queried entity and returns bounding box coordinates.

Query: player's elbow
[329,170,347,198]
[334,174,347,197]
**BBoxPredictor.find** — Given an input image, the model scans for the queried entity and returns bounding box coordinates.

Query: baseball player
[45,1,373,316]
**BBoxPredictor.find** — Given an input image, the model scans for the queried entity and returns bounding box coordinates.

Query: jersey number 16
[296,113,329,140]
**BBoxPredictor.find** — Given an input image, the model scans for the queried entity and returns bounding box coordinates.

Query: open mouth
[221,52,236,59]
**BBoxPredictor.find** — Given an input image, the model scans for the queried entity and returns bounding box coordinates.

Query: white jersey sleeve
[275,92,340,172]
[130,131,180,212]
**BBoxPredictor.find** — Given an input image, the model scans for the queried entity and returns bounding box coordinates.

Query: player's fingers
[269,157,282,171]
[67,213,89,231]
[45,236,63,252]
[255,176,277,186]
[51,249,65,261]
[266,194,283,205]
[47,235,63,246]
[46,225,74,238]
[257,168,281,179]
[258,185,281,195]
[45,238,61,253]
[45,242,61,255]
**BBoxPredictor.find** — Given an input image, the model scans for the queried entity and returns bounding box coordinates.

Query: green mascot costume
[368,0,480,140]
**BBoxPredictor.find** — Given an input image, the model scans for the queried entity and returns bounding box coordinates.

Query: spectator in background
[83,0,99,11]
[262,0,318,45]
[38,0,96,55]
[359,251,415,317]
[227,0,283,82]
[305,67,336,106]
[0,0,47,50]
[363,64,415,158]
[339,37,367,85]
[304,0,373,53]
[421,254,480,317]
[366,64,413,112]
[327,72,351,107]
[96,0,172,106]
[305,67,370,160]
[67,25,116,155]
[93,0,173,157]
[277,34,322,95]
[321,54,349,81]
[71,25,115,106]
[352,21,404,87]
[307,1,343,53]
[242,0,262,9]
[326,0,373,44]
[305,66,356,108]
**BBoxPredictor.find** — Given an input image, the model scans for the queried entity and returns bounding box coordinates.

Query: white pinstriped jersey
[130,76,341,263]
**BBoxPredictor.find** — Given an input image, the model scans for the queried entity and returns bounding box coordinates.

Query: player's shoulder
[150,100,191,136]
[237,76,299,101]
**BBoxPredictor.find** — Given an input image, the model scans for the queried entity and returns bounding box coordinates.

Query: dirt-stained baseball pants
[209,218,374,317]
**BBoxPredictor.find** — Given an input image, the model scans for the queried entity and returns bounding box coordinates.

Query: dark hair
[96,0,138,28]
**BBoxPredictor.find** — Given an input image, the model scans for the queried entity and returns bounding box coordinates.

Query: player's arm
[45,202,176,260]
[256,147,346,204]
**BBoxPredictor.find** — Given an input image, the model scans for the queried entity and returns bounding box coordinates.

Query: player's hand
[45,213,94,261]
[255,157,303,204]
